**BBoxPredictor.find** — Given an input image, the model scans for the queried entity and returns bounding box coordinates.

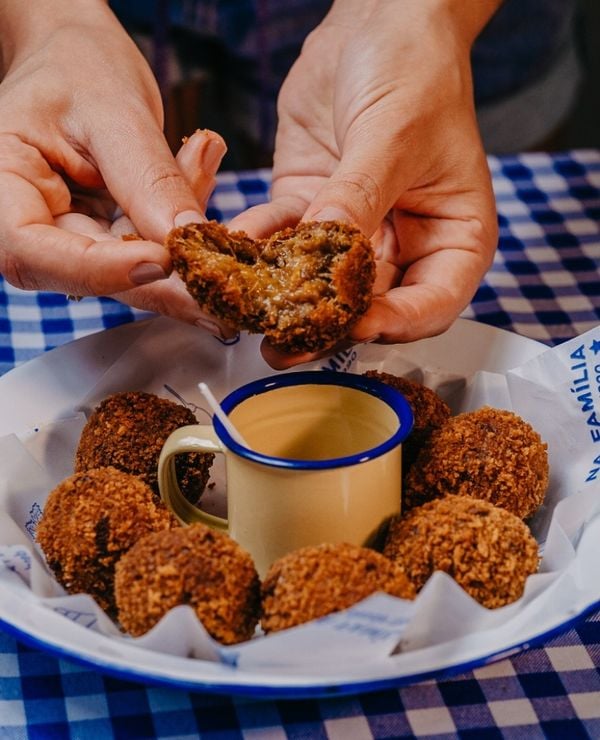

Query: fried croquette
[166,220,375,353]
[36,467,176,617]
[363,370,451,472]
[383,495,539,608]
[75,391,213,505]
[403,406,549,518]
[114,523,260,643]
[260,542,416,633]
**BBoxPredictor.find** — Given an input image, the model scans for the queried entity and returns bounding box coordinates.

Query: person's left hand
[55,128,232,337]
[56,127,223,239]
[230,0,499,368]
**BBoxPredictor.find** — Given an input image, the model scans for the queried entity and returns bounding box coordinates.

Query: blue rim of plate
[1,595,599,699]
[213,370,414,469]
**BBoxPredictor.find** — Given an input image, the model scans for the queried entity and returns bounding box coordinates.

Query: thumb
[302,148,403,237]
[92,120,207,243]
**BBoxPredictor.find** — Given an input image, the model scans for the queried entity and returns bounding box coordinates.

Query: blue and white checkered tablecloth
[1,151,599,738]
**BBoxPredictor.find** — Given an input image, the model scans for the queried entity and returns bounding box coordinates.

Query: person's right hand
[230,0,501,368]
[0,1,229,334]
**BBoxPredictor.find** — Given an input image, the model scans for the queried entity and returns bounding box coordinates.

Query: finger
[228,194,312,238]
[228,172,324,237]
[0,134,72,216]
[301,144,405,238]
[349,247,488,344]
[0,172,172,295]
[259,340,326,370]
[55,212,110,239]
[259,334,360,370]
[112,273,238,340]
[350,290,454,345]
[175,129,227,213]
[90,118,206,242]
[373,260,403,295]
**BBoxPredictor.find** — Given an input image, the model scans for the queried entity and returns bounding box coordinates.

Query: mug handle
[157,424,229,532]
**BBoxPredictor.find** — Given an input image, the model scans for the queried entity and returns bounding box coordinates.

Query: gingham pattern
[464,149,600,346]
[0,152,599,738]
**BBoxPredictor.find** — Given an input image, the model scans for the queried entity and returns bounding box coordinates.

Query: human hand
[0,1,231,335]
[230,0,501,368]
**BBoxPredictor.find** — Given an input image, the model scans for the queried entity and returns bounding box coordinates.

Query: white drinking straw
[198,382,250,448]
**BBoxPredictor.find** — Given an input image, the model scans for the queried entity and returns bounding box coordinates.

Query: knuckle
[0,132,23,156]
[0,249,38,291]
[465,215,498,269]
[0,132,39,171]
[139,161,186,196]
[74,249,115,297]
[0,131,52,180]
[334,171,383,216]
[72,274,99,297]
[482,217,499,260]
[0,144,22,177]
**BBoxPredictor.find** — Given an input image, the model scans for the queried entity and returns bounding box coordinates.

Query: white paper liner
[1,320,599,672]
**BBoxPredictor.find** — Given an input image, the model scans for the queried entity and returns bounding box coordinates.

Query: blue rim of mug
[213,370,414,470]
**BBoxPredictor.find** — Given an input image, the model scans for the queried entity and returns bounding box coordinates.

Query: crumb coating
[403,406,549,518]
[363,370,451,472]
[115,524,260,643]
[260,542,415,633]
[36,467,175,617]
[166,220,375,353]
[75,391,213,505]
[383,495,539,608]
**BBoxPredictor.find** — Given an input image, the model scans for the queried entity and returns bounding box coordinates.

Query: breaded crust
[383,495,539,608]
[363,370,451,473]
[260,542,416,633]
[403,406,549,518]
[114,523,260,644]
[166,220,375,353]
[36,467,175,617]
[75,391,213,505]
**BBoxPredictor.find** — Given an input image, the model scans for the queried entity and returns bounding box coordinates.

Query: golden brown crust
[403,406,549,518]
[114,524,260,644]
[75,391,213,505]
[260,542,415,633]
[363,370,451,473]
[383,495,539,608]
[36,467,175,617]
[166,220,375,353]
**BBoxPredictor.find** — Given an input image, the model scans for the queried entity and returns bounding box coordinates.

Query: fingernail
[311,207,351,223]
[195,317,226,339]
[129,262,168,285]
[217,332,240,346]
[202,139,226,172]
[174,210,206,227]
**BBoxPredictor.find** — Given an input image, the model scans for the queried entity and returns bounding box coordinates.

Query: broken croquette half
[166,219,375,353]
[402,406,549,519]
[383,495,539,609]
[114,523,261,644]
[260,541,416,634]
[36,466,176,618]
[75,390,214,505]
